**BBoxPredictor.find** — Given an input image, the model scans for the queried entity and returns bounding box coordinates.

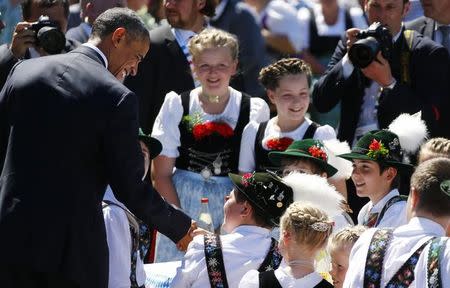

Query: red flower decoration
[367,139,389,159]
[266,137,294,151]
[308,145,327,161]
[242,173,254,187]
[192,121,234,141]
[369,139,381,151]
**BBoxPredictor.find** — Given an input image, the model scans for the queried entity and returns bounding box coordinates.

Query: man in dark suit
[210,0,267,98]
[66,0,127,44]
[406,0,450,137]
[312,0,450,146]
[0,8,194,288]
[0,0,80,89]
[125,0,221,133]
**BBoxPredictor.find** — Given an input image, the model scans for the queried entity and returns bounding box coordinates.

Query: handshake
[175,221,210,251]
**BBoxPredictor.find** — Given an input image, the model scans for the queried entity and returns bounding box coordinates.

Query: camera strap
[400,29,415,85]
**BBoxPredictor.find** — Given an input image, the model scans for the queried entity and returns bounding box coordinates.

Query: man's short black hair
[90,7,149,43]
[22,0,70,20]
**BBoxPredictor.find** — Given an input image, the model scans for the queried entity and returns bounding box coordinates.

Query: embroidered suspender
[374,195,407,227]
[427,237,448,288]
[257,238,283,272]
[204,233,229,288]
[364,229,393,288]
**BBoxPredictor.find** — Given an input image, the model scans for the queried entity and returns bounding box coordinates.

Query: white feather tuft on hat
[323,139,353,180]
[388,112,428,154]
[282,172,344,217]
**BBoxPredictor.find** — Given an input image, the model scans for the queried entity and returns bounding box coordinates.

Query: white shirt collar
[231,225,271,237]
[392,27,402,43]
[275,263,324,287]
[369,189,400,213]
[172,28,197,47]
[396,216,446,236]
[82,42,108,68]
[211,0,228,21]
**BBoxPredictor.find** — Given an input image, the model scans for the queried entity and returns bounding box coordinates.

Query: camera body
[30,15,66,55]
[348,22,393,69]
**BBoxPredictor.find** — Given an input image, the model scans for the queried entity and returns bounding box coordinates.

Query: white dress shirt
[343,217,450,288]
[170,225,273,288]
[151,87,270,158]
[103,187,146,288]
[357,189,407,228]
[238,117,336,173]
[240,260,326,288]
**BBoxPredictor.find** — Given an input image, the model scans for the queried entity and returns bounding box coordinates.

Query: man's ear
[409,186,420,210]
[240,201,252,218]
[111,27,126,47]
[196,0,206,11]
[401,1,411,19]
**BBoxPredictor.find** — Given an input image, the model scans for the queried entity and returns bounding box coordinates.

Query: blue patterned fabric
[155,169,234,262]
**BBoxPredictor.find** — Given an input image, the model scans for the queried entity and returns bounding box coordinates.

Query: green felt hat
[228,171,294,227]
[138,128,162,160]
[338,130,413,173]
[268,139,338,177]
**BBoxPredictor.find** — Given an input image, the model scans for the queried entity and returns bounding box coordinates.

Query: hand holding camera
[10,22,36,59]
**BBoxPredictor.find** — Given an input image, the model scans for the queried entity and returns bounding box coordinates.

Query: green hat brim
[139,135,162,160]
[338,152,413,174]
[269,150,338,177]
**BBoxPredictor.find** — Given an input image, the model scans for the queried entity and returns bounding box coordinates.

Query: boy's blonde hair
[328,225,367,251]
[418,137,450,164]
[188,28,239,61]
[280,202,333,251]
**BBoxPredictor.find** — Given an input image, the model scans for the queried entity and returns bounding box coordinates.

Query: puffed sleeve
[151,91,184,158]
[239,121,260,173]
[313,124,337,141]
[249,97,270,123]
[238,269,260,288]
[103,205,132,288]
[170,235,206,288]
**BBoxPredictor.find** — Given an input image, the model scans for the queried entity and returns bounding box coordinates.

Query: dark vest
[175,91,251,176]
[254,121,319,172]
[259,270,333,288]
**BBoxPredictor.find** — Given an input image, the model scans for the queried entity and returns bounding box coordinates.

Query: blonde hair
[280,202,333,251]
[418,137,450,164]
[188,28,239,61]
[328,225,367,252]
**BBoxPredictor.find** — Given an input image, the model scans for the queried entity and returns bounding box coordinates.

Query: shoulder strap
[259,270,282,288]
[234,93,251,134]
[364,228,393,288]
[375,195,407,227]
[386,237,434,287]
[427,237,449,288]
[303,121,320,139]
[180,91,191,117]
[258,238,283,272]
[204,233,229,288]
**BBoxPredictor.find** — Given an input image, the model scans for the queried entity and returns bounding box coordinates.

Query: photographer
[312,0,450,146]
[0,0,79,89]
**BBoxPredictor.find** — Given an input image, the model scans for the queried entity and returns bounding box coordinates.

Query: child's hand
[176,220,197,251]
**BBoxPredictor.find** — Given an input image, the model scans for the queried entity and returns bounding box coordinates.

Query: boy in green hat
[338,129,412,228]
[171,171,294,288]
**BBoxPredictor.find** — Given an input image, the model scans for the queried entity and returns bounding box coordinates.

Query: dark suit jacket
[0,46,191,287]
[312,29,450,144]
[210,0,267,97]
[66,23,90,44]
[125,24,245,133]
[0,38,80,89]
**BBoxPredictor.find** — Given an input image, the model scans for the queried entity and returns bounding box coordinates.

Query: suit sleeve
[0,44,19,90]
[312,39,360,112]
[0,67,14,172]
[103,91,191,243]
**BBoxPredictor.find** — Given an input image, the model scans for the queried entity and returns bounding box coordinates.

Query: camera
[30,15,66,55]
[348,22,393,69]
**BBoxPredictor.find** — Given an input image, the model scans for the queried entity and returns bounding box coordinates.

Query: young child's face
[222,189,245,233]
[268,73,310,123]
[193,47,237,96]
[351,159,391,200]
[330,245,352,288]
[282,159,325,178]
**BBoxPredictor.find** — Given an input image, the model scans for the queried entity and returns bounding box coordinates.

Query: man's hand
[346,28,361,51]
[10,22,35,59]
[361,51,395,87]
[176,220,198,252]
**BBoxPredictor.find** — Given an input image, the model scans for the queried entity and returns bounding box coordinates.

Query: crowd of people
[0,0,449,287]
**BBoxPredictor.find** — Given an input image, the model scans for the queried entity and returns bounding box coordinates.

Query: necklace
[201,93,220,104]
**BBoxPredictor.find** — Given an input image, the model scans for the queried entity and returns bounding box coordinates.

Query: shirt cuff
[342,54,355,79]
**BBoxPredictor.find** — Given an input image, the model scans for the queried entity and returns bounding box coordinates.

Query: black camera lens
[36,26,66,55]
[349,37,380,69]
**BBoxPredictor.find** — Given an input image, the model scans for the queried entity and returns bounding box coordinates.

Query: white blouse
[357,189,408,229]
[170,226,273,288]
[151,87,270,158]
[239,261,326,288]
[239,117,336,173]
